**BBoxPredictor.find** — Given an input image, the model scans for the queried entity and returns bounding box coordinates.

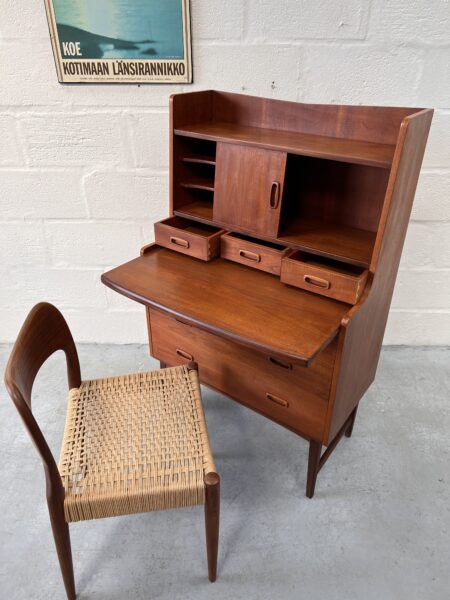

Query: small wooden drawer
[149,308,337,442]
[154,216,225,261]
[221,232,290,275]
[280,251,368,304]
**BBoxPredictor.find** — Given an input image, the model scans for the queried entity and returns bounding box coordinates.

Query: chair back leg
[204,472,220,582]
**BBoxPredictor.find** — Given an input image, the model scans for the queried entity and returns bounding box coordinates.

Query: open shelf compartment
[277,155,390,268]
[174,121,395,168]
[173,136,216,223]
[174,189,214,224]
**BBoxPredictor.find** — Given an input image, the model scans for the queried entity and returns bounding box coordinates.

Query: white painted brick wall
[0,0,449,344]
[85,171,168,220]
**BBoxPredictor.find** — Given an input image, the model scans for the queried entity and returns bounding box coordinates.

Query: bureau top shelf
[101,245,352,366]
[174,121,395,168]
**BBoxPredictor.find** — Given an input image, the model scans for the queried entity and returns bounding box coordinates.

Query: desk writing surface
[101,246,350,365]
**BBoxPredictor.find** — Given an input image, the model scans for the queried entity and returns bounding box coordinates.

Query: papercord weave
[58,365,215,522]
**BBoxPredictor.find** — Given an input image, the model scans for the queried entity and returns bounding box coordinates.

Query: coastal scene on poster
[45,0,192,83]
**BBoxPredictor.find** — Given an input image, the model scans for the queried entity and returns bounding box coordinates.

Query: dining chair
[4,302,220,599]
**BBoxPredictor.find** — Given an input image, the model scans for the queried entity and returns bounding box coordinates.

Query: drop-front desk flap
[101,245,351,367]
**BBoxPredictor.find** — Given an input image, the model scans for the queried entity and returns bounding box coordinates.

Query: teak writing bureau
[102,91,433,498]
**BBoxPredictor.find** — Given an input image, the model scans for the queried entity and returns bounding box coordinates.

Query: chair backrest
[4,303,81,495]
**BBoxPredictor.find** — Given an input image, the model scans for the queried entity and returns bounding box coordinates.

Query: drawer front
[281,253,368,305]
[154,217,224,261]
[149,309,337,442]
[221,233,288,276]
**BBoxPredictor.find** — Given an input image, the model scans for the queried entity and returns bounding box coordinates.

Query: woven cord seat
[5,303,220,600]
[59,365,216,522]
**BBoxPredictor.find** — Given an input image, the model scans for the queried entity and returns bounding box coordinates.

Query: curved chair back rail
[4,302,81,488]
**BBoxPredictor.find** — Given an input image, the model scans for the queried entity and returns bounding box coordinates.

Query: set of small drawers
[154,216,368,305]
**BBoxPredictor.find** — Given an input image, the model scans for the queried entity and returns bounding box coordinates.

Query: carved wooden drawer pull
[266,393,289,408]
[176,348,194,361]
[303,275,330,290]
[239,249,261,262]
[170,236,190,248]
[269,356,293,370]
[175,318,193,328]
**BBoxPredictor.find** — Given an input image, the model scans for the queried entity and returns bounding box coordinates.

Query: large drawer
[149,308,337,442]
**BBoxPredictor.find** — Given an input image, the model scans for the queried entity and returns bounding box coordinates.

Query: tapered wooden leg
[47,501,76,600]
[345,405,359,438]
[159,361,167,369]
[204,472,220,582]
[306,440,322,499]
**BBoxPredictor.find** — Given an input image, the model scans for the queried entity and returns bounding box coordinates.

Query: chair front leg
[47,496,76,600]
[204,472,220,582]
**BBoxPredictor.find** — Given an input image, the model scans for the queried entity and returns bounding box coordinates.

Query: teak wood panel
[101,245,349,366]
[214,143,287,237]
[209,90,417,145]
[149,308,337,442]
[324,109,433,443]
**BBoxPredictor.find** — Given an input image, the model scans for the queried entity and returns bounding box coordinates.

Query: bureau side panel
[325,109,433,444]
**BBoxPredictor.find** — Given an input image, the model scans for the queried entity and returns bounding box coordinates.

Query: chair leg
[47,500,76,600]
[345,405,359,438]
[306,440,322,499]
[204,472,220,582]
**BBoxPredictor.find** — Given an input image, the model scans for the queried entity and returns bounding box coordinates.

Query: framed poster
[44,0,192,83]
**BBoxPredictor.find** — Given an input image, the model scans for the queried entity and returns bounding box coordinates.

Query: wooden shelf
[181,155,216,166]
[102,246,351,366]
[174,200,214,224]
[180,178,215,192]
[278,220,376,268]
[175,122,395,168]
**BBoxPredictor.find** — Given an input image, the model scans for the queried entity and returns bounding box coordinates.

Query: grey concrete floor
[0,344,449,600]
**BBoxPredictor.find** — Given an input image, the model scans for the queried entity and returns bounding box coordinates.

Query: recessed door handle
[270,181,281,210]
